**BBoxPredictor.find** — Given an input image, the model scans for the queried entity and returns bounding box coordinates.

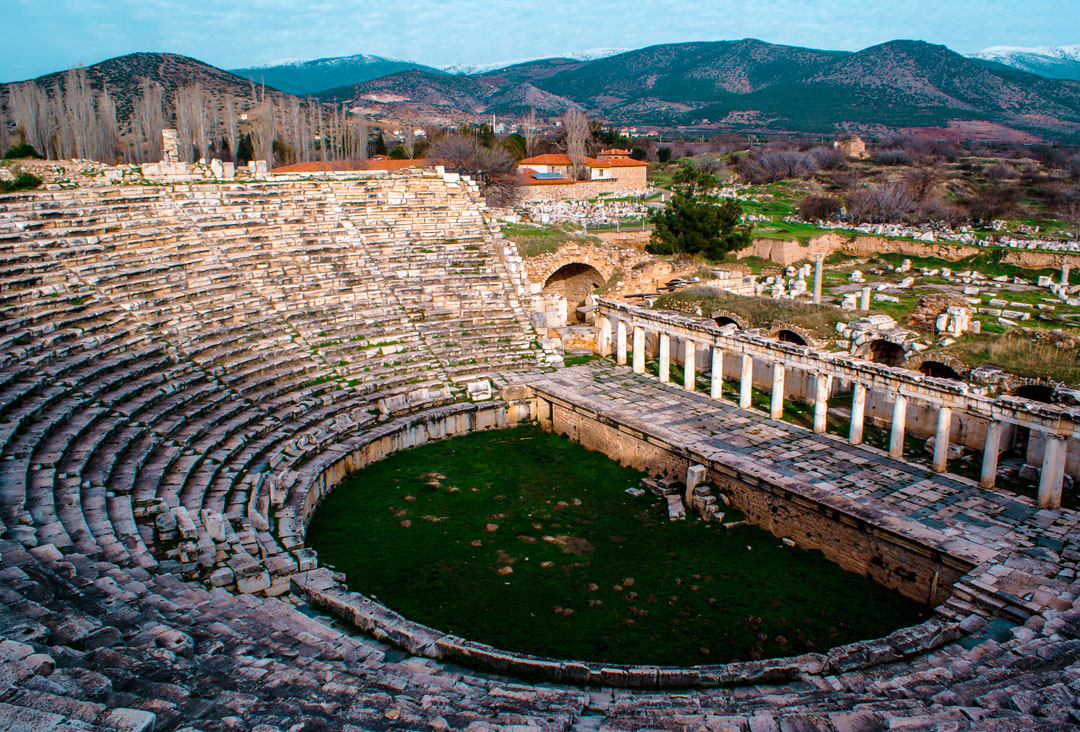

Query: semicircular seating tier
[0,171,1077,731]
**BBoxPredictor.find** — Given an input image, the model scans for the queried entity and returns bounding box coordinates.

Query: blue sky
[3,0,1079,81]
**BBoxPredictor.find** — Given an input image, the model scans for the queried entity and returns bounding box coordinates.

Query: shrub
[2,142,42,160]
[630,146,648,161]
[809,146,847,170]
[0,172,43,193]
[983,163,1013,181]
[736,150,818,184]
[872,149,912,166]
[657,147,672,163]
[846,183,916,224]
[798,195,843,221]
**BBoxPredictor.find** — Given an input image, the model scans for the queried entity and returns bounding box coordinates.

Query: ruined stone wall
[519,179,642,202]
[737,231,1080,269]
[522,240,678,297]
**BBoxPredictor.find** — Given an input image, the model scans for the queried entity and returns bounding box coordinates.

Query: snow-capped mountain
[442,48,628,75]
[970,45,1080,80]
[229,54,445,95]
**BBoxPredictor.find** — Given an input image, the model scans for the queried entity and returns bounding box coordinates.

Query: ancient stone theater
[0,160,1078,732]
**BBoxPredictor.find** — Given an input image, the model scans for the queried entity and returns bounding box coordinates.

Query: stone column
[1038,434,1068,510]
[932,407,952,473]
[1062,263,1071,286]
[850,383,867,445]
[980,420,1003,488]
[683,339,696,392]
[597,317,612,357]
[710,347,724,400]
[860,286,872,311]
[889,394,908,459]
[740,354,753,409]
[770,362,786,420]
[632,326,645,374]
[813,373,832,434]
[616,320,627,366]
[813,254,824,305]
[658,333,670,383]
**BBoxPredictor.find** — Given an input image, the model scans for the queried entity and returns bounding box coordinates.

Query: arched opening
[776,329,808,346]
[1011,384,1054,404]
[864,339,906,367]
[714,316,742,329]
[918,361,963,381]
[542,263,605,324]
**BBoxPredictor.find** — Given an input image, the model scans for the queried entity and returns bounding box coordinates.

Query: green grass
[307,424,930,666]
[500,222,601,258]
[653,287,845,341]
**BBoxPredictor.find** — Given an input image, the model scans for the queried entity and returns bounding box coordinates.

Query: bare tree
[903,163,944,203]
[562,108,589,180]
[847,183,916,224]
[347,111,368,160]
[175,84,212,161]
[9,82,52,157]
[403,124,417,159]
[522,108,538,157]
[96,85,121,163]
[248,82,275,164]
[132,78,164,162]
[428,134,518,206]
[221,95,238,157]
[0,105,9,153]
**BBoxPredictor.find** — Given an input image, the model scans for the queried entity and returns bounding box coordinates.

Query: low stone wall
[537,394,975,605]
[286,385,965,689]
[738,231,1080,270]
[519,180,642,202]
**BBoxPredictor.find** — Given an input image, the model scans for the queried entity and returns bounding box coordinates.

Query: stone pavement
[530,362,1080,620]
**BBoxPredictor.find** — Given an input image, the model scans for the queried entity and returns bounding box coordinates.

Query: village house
[516,150,648,200]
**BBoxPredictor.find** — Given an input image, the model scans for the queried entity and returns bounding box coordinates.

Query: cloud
[1,0,1078,81]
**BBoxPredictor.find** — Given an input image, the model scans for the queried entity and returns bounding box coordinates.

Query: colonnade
[597,308,1074,509]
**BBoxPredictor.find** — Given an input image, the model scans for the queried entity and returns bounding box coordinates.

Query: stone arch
[536,253,615,290]
[1009,383,1055,404]
[767,323,816,347]
[541,262,606,323]
[710,309,749,330]
[904,352,969,381]
[856,338,907,367]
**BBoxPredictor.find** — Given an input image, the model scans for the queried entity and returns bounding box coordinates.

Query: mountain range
[971,45,1080,82]
[4,40,1080,142]
[321,40,1080,140]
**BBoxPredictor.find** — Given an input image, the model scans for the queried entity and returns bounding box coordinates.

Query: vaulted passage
[862,339,906,367]
[918,360,963,381]
[543,263,605,322]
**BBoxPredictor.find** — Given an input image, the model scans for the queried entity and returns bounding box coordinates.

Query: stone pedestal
[889,395,908,459]
[632,326,645,374]
[1038,435,1067,509]
[850,383,867,445]
[932,407,952,473]
[739,354,753,409]
[770,362,785,420]
[659,334,670,383]
[813,373,832,434]
[981,420,1002,488]
[710,347,724,399]
[683,340,696,392]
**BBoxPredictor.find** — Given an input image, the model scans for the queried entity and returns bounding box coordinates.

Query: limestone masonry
[0,170,1079,731]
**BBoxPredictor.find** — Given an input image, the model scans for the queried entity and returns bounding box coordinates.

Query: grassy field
[654,287,846,340]
[500,222,600,258]
[307,424,929,666]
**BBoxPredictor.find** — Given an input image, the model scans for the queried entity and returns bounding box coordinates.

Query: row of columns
[599,315,1071,509]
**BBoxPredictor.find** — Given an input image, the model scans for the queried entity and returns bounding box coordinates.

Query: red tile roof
[271,159,432,173]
